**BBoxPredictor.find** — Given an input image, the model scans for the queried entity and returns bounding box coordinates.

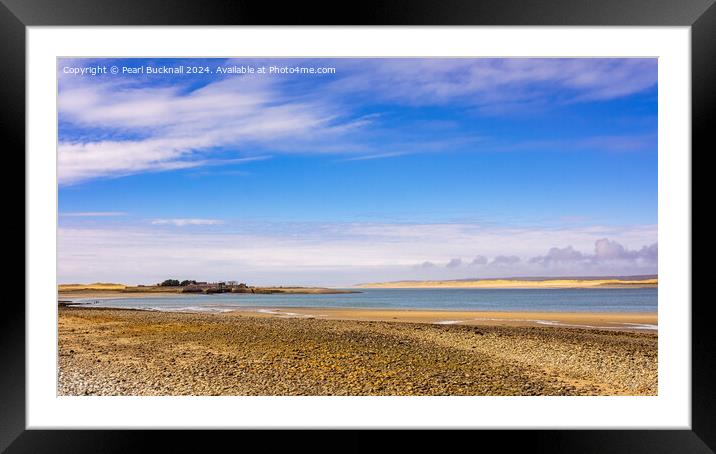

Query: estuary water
[70,287,657,313]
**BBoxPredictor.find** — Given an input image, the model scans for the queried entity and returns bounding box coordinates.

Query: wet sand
[236,307,657,332]
[58,307,657,396]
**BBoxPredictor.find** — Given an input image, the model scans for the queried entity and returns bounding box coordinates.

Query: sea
[69,287,657,314]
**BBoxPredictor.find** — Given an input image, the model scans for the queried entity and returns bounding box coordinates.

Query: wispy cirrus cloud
[151,218,224,227]
[339,151,409,162]
[58,74,358,184]
[493,134,657,153]
[58,58,656,185]
[327,58,656,108]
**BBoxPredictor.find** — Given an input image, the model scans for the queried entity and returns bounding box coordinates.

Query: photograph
[56,56,659,397]
[3,0,708,446]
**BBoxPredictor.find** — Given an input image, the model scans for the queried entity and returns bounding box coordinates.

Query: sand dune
[356,277,657,289]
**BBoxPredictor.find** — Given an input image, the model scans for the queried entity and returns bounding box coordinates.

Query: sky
[57,58,658,286]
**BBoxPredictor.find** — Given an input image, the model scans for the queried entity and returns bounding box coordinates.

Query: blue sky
[57,58,657,286]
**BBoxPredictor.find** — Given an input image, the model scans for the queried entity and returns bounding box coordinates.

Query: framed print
[6,0,712,451]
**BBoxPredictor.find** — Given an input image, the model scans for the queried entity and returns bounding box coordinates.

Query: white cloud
[470,255,488,266]
[58,58,657,184]
[151,219,223,227]
[594,238,658,261]
[490,255,521,266]
[527,239,658,266]
[58,222,657,286]
[339,151,409,162]
[328,58,656,108]
[58,76,348,184]
[528,245,586,263]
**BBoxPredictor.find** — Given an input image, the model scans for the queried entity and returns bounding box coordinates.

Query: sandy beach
[58,307,657,396]
[236,307,657,331]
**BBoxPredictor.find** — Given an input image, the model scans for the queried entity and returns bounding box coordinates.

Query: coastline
[58,306,657,396]
[228,307,657,332]
[355,275,659,290]
[58,291,191,299]
[356,278,657,289]
[58,298,657,332]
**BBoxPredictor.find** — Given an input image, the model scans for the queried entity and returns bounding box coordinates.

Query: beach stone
[57,307,657,397]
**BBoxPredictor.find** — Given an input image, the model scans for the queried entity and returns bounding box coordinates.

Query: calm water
[71,287,657,313]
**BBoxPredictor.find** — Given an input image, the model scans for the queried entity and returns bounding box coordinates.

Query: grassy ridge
[58,283,357,295]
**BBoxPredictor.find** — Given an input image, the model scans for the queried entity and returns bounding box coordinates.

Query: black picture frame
[5,0,710,452]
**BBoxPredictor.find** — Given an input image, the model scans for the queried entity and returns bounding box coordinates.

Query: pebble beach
[58,307,657,396]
